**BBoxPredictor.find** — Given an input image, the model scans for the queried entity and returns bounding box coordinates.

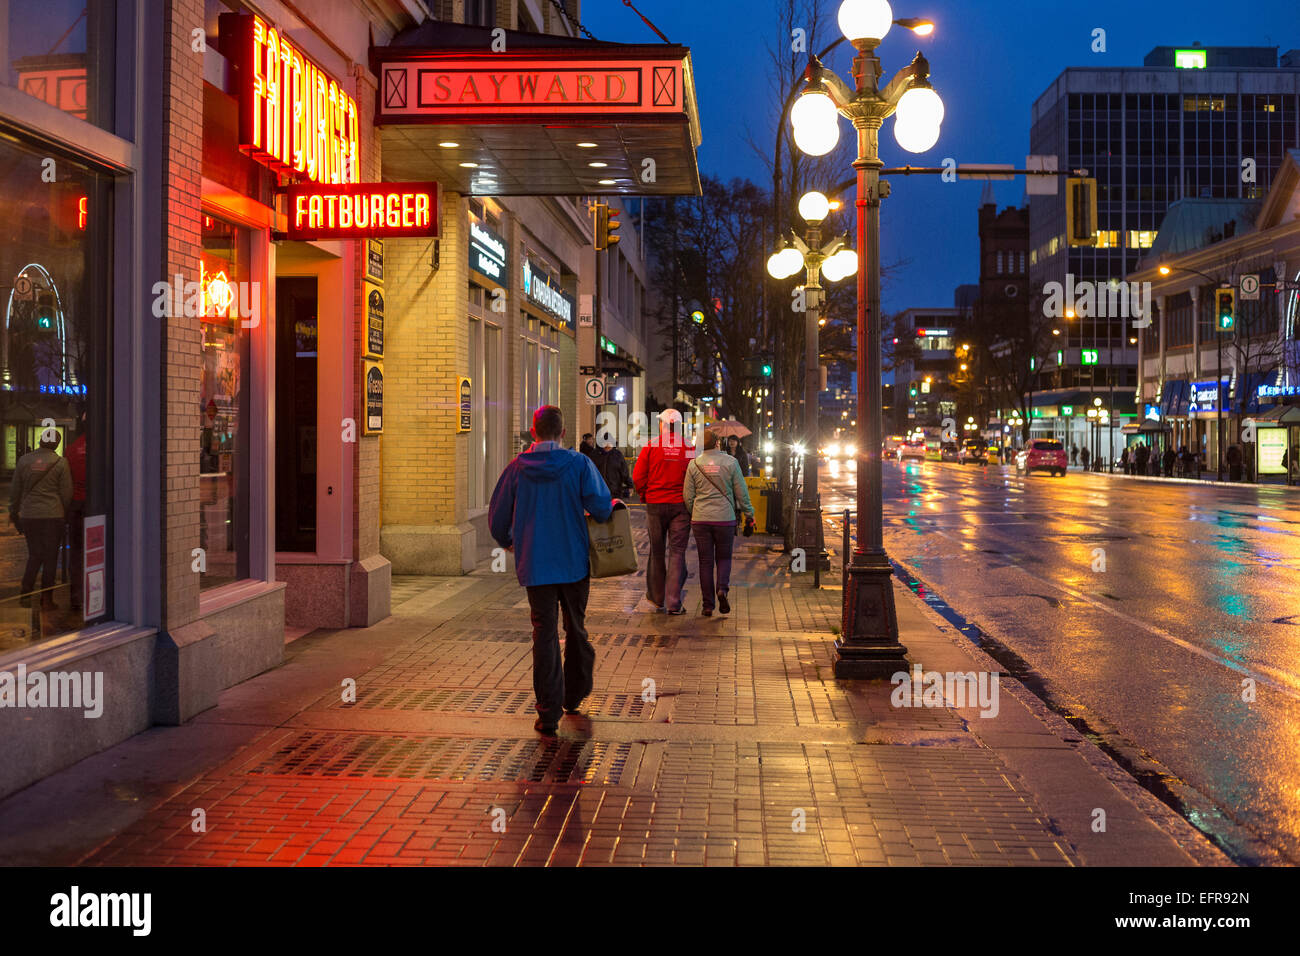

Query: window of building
[464,0,497,28]
[3,2,117,132]
[198,215,251,590]
[1,135,112,644]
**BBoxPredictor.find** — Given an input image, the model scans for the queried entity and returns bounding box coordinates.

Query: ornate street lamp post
[768,191,859,580]
[790,0,943,677]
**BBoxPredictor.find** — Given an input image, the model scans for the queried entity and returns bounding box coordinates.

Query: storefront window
[199,215,250,589]
[3,1,116,131]
[0,133,111,650]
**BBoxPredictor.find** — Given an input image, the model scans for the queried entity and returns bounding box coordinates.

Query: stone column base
[380,522,477,575]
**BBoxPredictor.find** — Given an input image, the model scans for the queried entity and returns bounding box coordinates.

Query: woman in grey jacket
[683,429,755,616]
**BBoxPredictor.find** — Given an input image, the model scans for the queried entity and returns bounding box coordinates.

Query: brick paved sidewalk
[0,508,1222,867]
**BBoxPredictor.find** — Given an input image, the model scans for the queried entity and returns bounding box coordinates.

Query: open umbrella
[708,419,752,438]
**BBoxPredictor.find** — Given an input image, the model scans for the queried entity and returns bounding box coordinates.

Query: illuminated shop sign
[469,220,507,285]
[279,182,438,240]
[523,258,574,328]
[377,55,686,122]
[221,13,359,185]
[1188,379,1229,414]
[1258,383,1300,399]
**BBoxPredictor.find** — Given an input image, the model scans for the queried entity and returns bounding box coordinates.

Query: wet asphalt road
[819,458,1300,864]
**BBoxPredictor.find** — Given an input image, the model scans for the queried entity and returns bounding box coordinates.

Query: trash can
[745,478,768,531]
[761,487,783,535]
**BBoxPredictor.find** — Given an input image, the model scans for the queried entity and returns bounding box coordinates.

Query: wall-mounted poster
[364,361,384,435]
[366,239,384,283]
[364,284,384,358]
[457,377,472,432]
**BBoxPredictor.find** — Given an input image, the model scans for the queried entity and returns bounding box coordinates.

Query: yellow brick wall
[381,193,469,527]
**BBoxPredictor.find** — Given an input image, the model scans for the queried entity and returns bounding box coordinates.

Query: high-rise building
[1027,44,1300,461]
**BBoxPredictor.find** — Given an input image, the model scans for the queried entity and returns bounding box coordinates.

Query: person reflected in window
[9,432,73,609]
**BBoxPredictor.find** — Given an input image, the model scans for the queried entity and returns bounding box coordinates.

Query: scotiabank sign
[221,13,359,185]
[280,182,439,240]
[377,54,686,123]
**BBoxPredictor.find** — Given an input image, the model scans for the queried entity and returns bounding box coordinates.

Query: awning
[1256,403,1300,424]
[1237,370,1274,415]
[1123,419,1171,434]
[1161,379,1190,418]
[372,21,702,197]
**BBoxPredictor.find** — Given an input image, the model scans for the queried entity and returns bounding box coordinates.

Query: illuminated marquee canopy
[278,182,439,241]
[372,23,702,197]
[221,13,359,186]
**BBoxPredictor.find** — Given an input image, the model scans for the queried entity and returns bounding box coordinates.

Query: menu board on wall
[364,361,384,435]
[364,284,384,358]
[366,239,384,283]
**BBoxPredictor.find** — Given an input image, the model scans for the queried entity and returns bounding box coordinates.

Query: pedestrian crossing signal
[1215,287,1235,331]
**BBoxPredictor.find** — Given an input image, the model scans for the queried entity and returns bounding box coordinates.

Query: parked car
[897,440,927,461]
[940,441,960,462]
[959,439,988,465]
[1016,438,1068,477]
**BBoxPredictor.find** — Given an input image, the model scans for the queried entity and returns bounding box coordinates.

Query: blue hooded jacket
[489,441,614,587]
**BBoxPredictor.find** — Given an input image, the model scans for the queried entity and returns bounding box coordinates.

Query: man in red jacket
[633,409,695,614]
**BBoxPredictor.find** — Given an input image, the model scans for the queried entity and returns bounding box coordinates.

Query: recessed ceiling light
[459,161,478,168]
[588,161,607,168]
[439,141,459,148]
[599,179,617,185]
[577,142,598,148]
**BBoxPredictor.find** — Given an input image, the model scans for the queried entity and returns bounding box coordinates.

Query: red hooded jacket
[633,436,696,504]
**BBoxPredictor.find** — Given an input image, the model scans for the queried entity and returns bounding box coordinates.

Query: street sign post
[1240,274,1260,301]
[584,376,605,404]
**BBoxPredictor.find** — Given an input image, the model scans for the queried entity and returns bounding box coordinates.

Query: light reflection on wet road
[821,458,1300,863]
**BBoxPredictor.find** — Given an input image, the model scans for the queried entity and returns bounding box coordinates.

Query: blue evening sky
[582,0,1299,314]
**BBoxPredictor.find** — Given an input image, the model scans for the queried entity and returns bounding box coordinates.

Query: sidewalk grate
[245,731,634,785]
[336,687,653,719]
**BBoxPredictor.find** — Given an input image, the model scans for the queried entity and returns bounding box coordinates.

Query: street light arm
[808,59,857,110]
[880,52,928,111]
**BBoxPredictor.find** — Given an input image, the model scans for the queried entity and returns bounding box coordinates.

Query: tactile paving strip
[245,731,634,785]
[334,687,652,719]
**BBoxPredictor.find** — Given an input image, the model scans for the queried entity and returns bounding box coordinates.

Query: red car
[1015,439,1068,477]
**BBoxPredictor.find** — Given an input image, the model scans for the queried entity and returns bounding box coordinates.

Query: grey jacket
[683,449,754,523]
[10,448,73,520]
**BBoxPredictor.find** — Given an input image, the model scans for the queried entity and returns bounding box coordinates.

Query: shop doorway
[275,277,317,552]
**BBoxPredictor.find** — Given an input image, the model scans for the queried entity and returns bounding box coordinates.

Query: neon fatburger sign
[221,13,359,185]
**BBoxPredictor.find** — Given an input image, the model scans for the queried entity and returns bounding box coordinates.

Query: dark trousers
[645,501,690,611]
[525,577,594,723]
[21,517,64,599]
[692,522,735,610]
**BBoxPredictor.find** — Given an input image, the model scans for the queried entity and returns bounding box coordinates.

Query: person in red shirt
[633,409,695,614]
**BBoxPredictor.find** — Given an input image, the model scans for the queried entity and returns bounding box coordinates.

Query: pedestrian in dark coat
[1135,443,1150,475]
[592,437,631,498]
[489,406,614,734]
[1162,447,1176,477]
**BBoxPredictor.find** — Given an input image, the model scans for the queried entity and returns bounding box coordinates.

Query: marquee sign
[221,13,359,185]
[377,53,686,123]
[278,181,439,240]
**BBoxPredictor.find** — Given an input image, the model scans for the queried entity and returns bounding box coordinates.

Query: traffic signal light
[761,362,773,378]
[595,203,621,251]
[1214,287,1235,331]
[1065,177,1098,247]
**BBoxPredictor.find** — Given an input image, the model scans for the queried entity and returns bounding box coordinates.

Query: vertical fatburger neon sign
[221,13,359,185]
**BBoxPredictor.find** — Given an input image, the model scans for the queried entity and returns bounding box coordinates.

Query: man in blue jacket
[490,405,614,734]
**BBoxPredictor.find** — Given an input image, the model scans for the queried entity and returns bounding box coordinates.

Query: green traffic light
[761,364,773,377]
